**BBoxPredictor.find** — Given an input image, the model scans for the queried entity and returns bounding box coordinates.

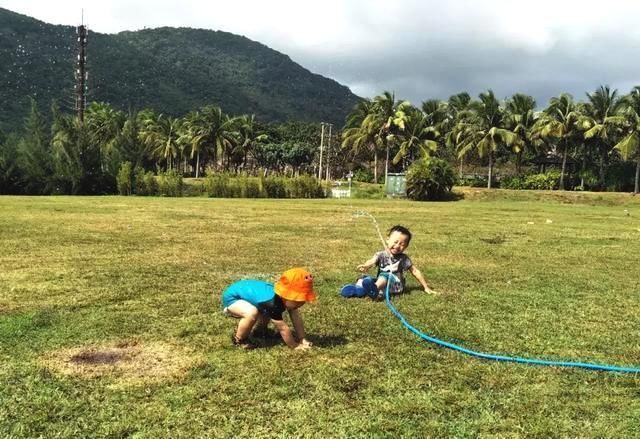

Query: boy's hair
[388,225,412,244]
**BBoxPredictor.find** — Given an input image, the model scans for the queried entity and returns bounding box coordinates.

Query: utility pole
[318,122,325,179]
[325,123,332,183]
[75,11,88,123]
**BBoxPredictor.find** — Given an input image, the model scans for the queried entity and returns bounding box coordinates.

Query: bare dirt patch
[41,339,203,387]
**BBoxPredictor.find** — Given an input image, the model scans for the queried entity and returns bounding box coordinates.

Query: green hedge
[204,174,325,198]
[501,171,562,190]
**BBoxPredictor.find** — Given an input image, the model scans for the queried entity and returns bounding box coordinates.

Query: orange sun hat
[274,267,318,302]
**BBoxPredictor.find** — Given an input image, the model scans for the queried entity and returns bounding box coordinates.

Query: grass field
[1,190,640,437]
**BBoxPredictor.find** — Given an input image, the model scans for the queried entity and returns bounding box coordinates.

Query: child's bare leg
[375,277,387,297]
[253,313,270,332]
[226,300,259,340]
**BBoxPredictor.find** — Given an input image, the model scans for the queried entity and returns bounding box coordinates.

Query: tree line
[0,100,326,195]
[1,84,640,195]
[343,86,640,193]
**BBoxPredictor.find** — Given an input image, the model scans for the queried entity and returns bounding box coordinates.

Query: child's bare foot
[231,334,256,350]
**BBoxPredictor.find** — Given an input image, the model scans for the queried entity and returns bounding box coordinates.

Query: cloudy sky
[3,0,640,108]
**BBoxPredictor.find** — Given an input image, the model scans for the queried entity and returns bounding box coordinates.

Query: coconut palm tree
[138,111,181,171]
[342,99,381,182]
[531,93,581,189]
[505,93,537,175]
[365,91,411,184]
[456,90,519,188]
[235,114,267,173]
[444,92,472,177]
[51,113,99,194]
[84,102,125,174]
[180,110,206,177]
[194,105,236,172]
[392,105,441,165]
[579,85,625,189]
[613,86,640,194]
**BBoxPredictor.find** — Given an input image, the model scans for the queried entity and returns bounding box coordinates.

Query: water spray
[351,208,389,253]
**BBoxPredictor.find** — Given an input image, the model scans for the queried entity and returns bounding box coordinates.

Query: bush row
[205,174,325,198]
[458,171,564,190]
[117,162,183,196]
[116,162,326,198]
[500,171,562,190]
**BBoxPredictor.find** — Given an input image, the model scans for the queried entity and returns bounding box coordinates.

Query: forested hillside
[0,7,360,133]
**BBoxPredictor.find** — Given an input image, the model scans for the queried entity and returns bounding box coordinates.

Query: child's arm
[409,265,438,294]
[288,308,312,347]
[357,255,378,272]
[272,319,310,350]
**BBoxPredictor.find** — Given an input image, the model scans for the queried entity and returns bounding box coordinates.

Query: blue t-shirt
[221,279,285,320]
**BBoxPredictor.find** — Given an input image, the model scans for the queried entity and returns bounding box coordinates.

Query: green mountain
[0,8,360,133]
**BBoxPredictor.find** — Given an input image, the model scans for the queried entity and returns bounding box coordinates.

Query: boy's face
[386,230,410,255]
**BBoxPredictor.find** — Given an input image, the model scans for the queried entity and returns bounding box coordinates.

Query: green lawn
[1,192,640,437]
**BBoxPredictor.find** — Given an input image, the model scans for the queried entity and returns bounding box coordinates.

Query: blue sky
[3,0,640,108]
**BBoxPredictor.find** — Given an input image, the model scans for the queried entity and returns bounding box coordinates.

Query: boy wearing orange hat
[221,267,317,350]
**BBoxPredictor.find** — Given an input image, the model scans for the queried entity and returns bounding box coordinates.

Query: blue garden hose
[383,283,640,373]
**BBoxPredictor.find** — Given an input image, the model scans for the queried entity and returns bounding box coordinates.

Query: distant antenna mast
[75,10,88,122]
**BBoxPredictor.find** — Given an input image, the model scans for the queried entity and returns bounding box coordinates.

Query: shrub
[143,171,159,196]
[262,176,288,198]
[353,168,374,183]
[116,162,133,195]
[233,175,262,198]
[205,173,236,197]
[523,171,561,190]
[406,157,456,201]
[157,170,183,197]
[458,174,492,188]
[500,175,526,190]
[286,175,324,198]
[204,174,324,198]
[133,167,146,195]
[243,178,262,198]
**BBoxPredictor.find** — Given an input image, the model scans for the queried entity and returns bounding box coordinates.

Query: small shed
[385,173,406,197]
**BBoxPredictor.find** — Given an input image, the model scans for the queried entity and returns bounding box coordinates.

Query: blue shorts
[378,272,399,283]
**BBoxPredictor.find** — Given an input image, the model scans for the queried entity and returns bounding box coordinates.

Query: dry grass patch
[0,303,18,314]
[41,339,203,387]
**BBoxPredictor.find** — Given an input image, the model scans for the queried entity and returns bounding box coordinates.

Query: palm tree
[84,102,125,174]
[613,86,640,194]
[457,90,519,188]
[505,93,537,175]
[392,104,441,165]
[342,99,380,182]
[138,111,181,171]
[366,91,411,185]
[235,114,267,172]
[51,114,95,193]
[180,110,206,177]
[444,92,472,177]
[531,93,581,189]
[193,105,236,172]
[579,85,625,188]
